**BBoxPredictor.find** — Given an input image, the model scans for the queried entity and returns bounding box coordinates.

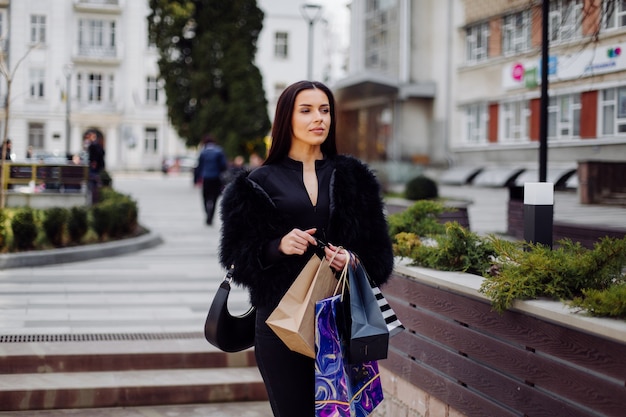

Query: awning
[333,72,436,101]
[333,72,399,100]
[439,166,484,185]
[472,167,525,187]
[513,167,577,188]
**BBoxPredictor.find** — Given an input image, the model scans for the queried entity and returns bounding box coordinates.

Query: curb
[0,231,164,270]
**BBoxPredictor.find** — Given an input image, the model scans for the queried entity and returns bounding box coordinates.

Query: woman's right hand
[279,228,317,256]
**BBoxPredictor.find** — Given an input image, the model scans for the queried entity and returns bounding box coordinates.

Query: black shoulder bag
[204,265,256,352]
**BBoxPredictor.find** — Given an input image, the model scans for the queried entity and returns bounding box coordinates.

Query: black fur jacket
[218,155,394,309]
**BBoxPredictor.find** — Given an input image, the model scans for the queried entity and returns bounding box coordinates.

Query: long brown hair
[264,81,337,165]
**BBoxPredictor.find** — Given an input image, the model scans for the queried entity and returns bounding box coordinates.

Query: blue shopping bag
[314,294,384,417]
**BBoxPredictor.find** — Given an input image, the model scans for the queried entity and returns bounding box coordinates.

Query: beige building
[335,0,626,189]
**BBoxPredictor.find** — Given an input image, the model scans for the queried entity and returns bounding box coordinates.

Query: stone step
[0,335,267,412]
[0,402,274,416]
[0,367,267,411]
[0,337,255,375]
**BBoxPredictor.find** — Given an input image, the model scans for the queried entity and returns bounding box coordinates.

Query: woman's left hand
[324,243,349,271]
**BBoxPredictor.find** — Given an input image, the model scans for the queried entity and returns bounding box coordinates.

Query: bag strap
[334,250,351,297]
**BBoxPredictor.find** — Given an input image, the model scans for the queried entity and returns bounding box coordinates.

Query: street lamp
[63,64,73,158]
[300,3,323,81]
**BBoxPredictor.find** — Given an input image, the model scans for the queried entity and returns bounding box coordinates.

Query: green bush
[91,189,138,239]
[571,285,626,318]
[68,206,89,244]
[389,200,626,318]
[388,199,447,238]
[405,175,438,201]
[11,207,38,250]
[0,209,8,251]
[43,207,68,247]
[91,203,113,239]
[411,222,496,275]
[480,237,626,313]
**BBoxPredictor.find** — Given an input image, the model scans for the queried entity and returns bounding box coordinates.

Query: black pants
[202,177,222,224]
[255,306,315,417]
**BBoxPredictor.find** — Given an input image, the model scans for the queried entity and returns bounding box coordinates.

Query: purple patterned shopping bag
[314,294,384,417]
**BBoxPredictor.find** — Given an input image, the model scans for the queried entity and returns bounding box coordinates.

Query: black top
[248,157,332,265]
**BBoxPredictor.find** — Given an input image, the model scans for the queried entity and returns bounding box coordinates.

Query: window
[600,87,626,135]
[144,127,158,153]
[502,11,530,55]
[274,32,288,58]
[78,19,117,56]
[549,0,582,43]
[548,94,581,140]
[465,103,489,144]
[603,0,626,30]
[364,1,396,71]
[76,73,82,101]
[146,76,159,104]
[108,74,115,102]
[30,15,46,44]
[110,21,116,47]
[29,69,45,99]
[76,72,115,103]
[500,101,530,143]
[466,22,490,63]
[88,74,102,102]
[28,122,45,149]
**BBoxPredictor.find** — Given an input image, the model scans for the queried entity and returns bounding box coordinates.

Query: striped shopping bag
[370,280,405,337]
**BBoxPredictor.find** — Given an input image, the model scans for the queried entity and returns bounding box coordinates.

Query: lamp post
[300,3,323,81]
[63,64,73,158]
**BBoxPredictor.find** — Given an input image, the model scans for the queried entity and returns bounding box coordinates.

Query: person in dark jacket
[196,134,227,225]
[85,130,105,204]
[218,80,394,417]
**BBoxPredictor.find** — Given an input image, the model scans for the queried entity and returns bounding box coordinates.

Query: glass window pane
[603,105,614,135]
[548,112,556,137]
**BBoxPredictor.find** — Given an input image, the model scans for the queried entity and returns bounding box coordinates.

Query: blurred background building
[0,0,187,171]
[2,0,624,196]
[334,0,626,196]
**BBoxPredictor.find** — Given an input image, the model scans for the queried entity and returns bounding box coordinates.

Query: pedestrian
[196,134,227,225]
[86,130,105,204]
[218,80,394,416]
[3,139,12,161]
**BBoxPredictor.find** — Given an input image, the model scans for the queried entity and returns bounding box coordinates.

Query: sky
[314,0,351,80]
[316,0,350,47]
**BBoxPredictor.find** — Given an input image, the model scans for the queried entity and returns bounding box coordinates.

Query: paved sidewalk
[0,172,270,416]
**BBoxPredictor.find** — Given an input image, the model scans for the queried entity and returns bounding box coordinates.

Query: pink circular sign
[512,63,524,81]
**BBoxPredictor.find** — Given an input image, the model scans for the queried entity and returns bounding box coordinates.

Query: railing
[2,163,88,193]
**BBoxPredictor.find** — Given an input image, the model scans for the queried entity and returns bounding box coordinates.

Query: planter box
[377,262,626,417]
[385,198,471,230]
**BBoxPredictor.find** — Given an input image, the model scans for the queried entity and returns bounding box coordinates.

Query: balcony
[73,45,121,65]
[73,0,121,15]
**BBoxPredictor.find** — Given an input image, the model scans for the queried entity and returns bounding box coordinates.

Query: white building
[256,0,340,121]
[0,0,343,171]
[0,0,190,171]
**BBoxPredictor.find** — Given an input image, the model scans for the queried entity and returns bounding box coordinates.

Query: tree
[147,0,271,158]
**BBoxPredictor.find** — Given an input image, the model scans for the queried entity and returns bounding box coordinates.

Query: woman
[219,80,394,416]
